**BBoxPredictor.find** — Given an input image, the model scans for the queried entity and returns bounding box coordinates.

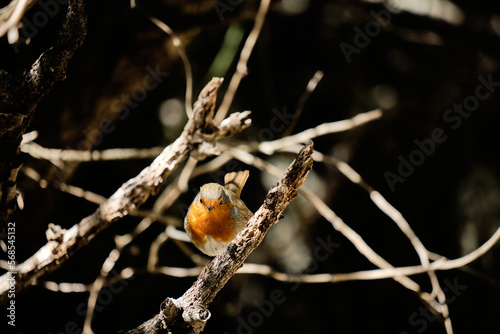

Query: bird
[184,170,253,256]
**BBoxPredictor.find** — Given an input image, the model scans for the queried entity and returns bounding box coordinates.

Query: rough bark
[0,0,87,228]
[125,142,314,334]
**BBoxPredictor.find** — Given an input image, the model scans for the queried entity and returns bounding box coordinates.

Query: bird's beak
[207,205,214,212]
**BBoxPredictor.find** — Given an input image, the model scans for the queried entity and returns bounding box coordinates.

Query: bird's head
[198,183,232,212]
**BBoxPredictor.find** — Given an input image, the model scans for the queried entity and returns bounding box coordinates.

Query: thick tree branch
[0,78,251,305]
[0,0,86,227]
[125,143,314,334]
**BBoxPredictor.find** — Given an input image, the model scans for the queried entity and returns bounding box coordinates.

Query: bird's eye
[199,198,203,204]
[219,199,223,205]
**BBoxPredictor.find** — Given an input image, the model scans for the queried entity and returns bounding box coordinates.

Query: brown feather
[224,170,249,198]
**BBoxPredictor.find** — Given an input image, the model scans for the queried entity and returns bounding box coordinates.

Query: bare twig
[22,165,189,230]
[0,78,251,305]
[223,146,448,324]
[82,248,120,334]
[21,142,164,162]
[260,225,500,282]
[33,221,500,294]
[282,70,324,137]
[278,145,452,331]
[145,14,194,118]
[300,188,445,316]
[242,225,500,280]
[124,143,314,334]
[22,166,108,204]
[258,108,383,154]
[0,0,38,41]
[214,0,271,124]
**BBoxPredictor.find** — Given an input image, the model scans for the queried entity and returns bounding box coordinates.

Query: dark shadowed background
[1,0,500,333]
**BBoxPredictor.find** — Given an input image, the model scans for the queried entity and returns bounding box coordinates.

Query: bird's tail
[224,170,250,198]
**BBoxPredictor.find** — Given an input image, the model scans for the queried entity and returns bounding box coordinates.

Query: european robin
[184,170,253,256]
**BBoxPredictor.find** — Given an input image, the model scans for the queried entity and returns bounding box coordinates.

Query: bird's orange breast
[186,200,235,246]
